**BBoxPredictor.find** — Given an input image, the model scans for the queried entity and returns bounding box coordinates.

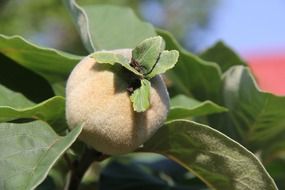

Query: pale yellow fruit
[66,49,169,155]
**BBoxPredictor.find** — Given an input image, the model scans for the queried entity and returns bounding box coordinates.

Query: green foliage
[143,120,277,190]
[132,36,165,75]
[92,51,143,76]
[0,84,67,133]
[93,36,178,112]
[0,121,82,190]
[168,95,227,121]
[200,41,246,72]
[146,50,179,79]
[221,66,285,155]
[0,0,284,190]
[158,29,223,102]
[65,0,156,52]
[0,35,82,96]
[130,79,151,112]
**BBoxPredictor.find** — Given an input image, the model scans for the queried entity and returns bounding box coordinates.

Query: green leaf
[130,79,151,112]
[65,1,156,51]
[220,66,285,153]
[143,120,277,190]
[0,84,34,108]
[200,41,246,72]
[92,51,143,77]
[0,85,66,133]
[64,0,95,52]
[157,29,222,102]
[0,34,82,96]
[92,52,130,65]
[132,36,164,74]
[146,50,179,79]
[0,96,65,124]
[168,95,227,121]
[0,121,82,190]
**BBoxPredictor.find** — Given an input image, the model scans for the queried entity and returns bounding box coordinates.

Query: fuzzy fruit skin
[66,49,169,155]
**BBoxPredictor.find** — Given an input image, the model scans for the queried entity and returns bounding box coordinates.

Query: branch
[64,147,108,190]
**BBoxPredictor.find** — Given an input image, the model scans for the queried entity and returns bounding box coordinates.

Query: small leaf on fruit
[92,52,143,76]
[93,51,129,65]
[146,50,179,79]
[130,79,151,112]
[132,36,164,74]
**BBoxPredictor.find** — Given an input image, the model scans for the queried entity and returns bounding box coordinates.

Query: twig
[64,147,108,190]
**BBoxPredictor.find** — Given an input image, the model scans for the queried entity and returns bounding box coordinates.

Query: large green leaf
[199,41,246,73]
[0,34,82,95]
[0,84,34,108]
[82,5,156,51]
[65,0,156,51]
[143,120,277,190]
[221,66,285,154]
[168,95,227,121]
[0,96,65,125]
[64,0,95,52]
[158,29,222,102]
[0,121,82,190]
[0,85,66,133]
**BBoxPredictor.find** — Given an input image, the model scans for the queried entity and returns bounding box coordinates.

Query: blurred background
[0,0,284,94]
[1,1,284,189]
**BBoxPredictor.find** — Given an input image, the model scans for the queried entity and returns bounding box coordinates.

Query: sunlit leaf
[157,29,222,102]
[0,96,65,124]
[0,84,34,108]
[93,52,129,65]
[65,1,156,52]
[64,0,95,52]
[0,84,66,133]
[219,66,285,154]
[168,95,227,121]
[146,50,179,79]
[130,79,151,112]
[132,36,164,75]
[200,41,246,72]
[143,120,277,190]
[0,121,82,190]
[92,51,143,77]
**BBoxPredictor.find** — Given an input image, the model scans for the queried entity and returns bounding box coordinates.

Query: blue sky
[202,0,285,55]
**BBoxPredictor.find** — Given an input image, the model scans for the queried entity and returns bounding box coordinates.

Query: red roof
[245,52,285,96]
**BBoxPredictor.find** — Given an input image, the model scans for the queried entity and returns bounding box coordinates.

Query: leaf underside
[0,121,82,190]
[143,120,278,190]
